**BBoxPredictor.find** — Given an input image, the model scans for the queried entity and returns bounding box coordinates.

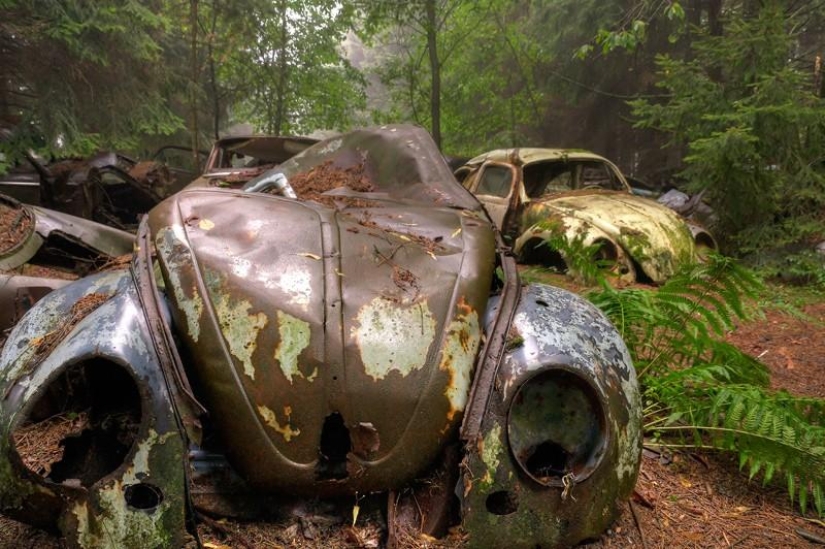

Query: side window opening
[523,162,574,198]
[476,165,513,198]
[579,161,620,190]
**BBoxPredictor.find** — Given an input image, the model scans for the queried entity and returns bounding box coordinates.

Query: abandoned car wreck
[0,192,134,332]
[455,149,717,284]
[0,125,642,548]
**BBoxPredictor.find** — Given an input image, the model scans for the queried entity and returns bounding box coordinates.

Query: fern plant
[586,254,825,515]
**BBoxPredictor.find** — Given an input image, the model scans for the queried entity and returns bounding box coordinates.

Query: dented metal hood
[148,126,496,495]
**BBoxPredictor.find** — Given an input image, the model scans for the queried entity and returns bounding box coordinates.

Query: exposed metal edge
[133,218,205,547]
[133,220,207,436]
[460,247,521,442]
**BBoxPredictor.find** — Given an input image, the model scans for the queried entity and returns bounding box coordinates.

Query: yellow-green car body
[456,149,716,283]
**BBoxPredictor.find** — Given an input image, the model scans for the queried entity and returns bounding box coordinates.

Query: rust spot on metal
[439,297,481,422]
[257,405,300,442]
[350,422,380,459]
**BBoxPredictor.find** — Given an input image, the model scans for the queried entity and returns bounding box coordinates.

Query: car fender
[513,219,637,284]
[459,283,642,548]
[0,269,187,549]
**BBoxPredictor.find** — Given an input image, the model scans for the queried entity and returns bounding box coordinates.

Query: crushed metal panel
[32,205,134,258]
[149,125,496,497]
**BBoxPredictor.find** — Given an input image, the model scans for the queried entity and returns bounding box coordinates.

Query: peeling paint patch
[277,268,312,308]
[480,424,503,488]
[275,311,312,383]
[70,429,177,549]
[231,256,252,278]
[155,226,204,342]
[205,270,268,380]
[352,297,436,381]
[317,138,342,155]
[258,405,300,442]
[439,298,481,420]
[71,481,171,549]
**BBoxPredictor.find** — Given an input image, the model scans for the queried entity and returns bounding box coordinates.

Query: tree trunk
[708,0,723,36]
[425,0,441,148]
[274,0,289,135]
[208,1,221,140]
[189,0,201,167]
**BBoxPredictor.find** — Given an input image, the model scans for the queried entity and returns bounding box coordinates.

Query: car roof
[463,148,611,167]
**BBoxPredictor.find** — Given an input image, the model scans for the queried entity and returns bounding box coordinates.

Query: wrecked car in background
[0,192,133,332]
[0,126,641,548]
[192,134,318,189]
[455,149,717,284]
[0,148,168,230]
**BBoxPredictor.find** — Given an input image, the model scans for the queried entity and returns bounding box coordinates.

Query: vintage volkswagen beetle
[455,149,716,284]
[0,126,641,548]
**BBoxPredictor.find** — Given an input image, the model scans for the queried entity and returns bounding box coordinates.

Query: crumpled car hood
[148,126,496,495]
[533,191,696,281]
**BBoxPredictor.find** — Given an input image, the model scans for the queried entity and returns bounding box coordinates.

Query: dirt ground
[0,290,824,548]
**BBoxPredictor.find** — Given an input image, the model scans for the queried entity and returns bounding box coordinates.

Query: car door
[466,162,518,229]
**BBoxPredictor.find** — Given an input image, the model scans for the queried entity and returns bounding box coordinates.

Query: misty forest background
[1,0,825,278]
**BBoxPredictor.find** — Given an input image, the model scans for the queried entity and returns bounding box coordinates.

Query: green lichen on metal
[204,269,268,381]
[155,226,204,342]
[480,424,503,489]
[0,435,38,510]
[614,381,643,485]
[439,300,481,419]
[352,297,437,381]
[70,430,181,549]
[257,404,301,442]
[275,311,312,383]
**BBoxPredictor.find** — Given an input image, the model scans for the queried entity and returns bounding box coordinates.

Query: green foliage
[585,0,686,56]
[588,255,825,515]
[363,0,551,154]
[0,0,184,156]
[529,220,618,285]
[630,1,825,256]
[219,0,366,135]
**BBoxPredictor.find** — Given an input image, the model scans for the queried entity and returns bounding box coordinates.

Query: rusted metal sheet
[148,125,496,496]
[188,135,318,190]
[0,193,134,332]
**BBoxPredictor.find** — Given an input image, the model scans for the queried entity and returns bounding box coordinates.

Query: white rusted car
[456,149,716,283]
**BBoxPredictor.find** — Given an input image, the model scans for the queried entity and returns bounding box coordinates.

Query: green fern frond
[649,383,825,515]
[588,255,825,516]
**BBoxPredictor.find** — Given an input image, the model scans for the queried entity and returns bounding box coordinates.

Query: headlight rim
[506,364,611,488]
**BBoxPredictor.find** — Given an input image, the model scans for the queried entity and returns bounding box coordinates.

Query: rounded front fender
[0,270,188,549]
[461,283,641,548]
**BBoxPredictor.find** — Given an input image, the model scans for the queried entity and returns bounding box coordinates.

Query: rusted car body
[0,150,165,230]
[455,149,716,284]
[0,193,134,332]
[0,126,641,548]
[194,134,318,189]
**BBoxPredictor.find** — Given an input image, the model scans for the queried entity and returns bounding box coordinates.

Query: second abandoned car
[456,149,717,284]
[0,126,641,548]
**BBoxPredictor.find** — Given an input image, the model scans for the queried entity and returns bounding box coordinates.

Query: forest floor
[0,280,824,548]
